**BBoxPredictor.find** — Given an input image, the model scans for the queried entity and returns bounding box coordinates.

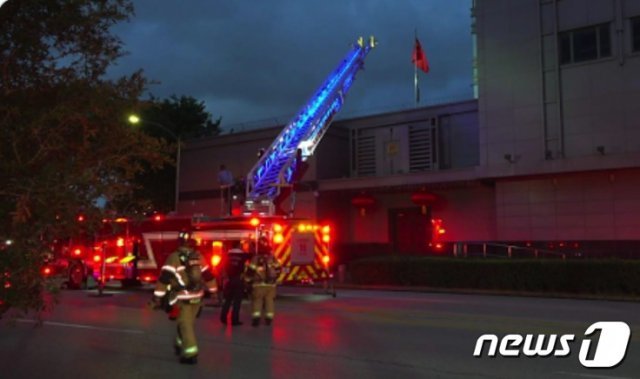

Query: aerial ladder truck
[48,37,376,295]
[194,36,378,295]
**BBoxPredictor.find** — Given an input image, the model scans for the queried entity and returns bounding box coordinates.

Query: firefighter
[245,236,282,327]
[219,241,249,326]
[150,229,217,365]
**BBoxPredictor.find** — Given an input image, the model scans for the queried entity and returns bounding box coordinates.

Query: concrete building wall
[471,0,640,249]
[496,169,640,241]
[318,183,494,246]
[348,100,478,177]
[476,0,640,174]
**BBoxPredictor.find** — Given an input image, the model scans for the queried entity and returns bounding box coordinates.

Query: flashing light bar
[120,255,135,264]
[211,255,222,267]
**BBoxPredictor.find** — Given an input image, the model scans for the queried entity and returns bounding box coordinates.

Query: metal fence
[452,242,568,260]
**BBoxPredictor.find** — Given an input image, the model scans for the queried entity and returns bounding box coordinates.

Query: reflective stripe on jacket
[154,247,217,300]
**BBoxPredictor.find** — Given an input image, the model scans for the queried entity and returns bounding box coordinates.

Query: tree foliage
[0,0,169,317]
[141,95,221,140]
[132,95,221,213]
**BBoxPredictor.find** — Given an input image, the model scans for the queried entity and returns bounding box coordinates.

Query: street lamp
[128,114,181,213]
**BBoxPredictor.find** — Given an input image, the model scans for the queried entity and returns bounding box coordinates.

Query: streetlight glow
[125,114,181,213]
[128,114,140,124]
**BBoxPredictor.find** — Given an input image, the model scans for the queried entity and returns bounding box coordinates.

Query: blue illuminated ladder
[244,36,377,215]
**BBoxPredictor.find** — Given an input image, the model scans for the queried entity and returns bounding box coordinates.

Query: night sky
[108,0,473,131]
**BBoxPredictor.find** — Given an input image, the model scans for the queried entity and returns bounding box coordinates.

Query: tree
[132,95,221,213]
[0,0,169,318]
[141,95,221,140]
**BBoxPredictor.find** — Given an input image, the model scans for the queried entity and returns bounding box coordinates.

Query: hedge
[348,256,640,296]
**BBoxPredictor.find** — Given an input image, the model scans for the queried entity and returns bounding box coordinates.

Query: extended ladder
[244,36,376,215]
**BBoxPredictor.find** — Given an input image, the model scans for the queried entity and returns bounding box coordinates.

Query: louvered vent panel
[356,135,376,176]
[409,124,433,172]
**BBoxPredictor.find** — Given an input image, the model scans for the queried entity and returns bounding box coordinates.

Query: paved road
[1,287,638,378]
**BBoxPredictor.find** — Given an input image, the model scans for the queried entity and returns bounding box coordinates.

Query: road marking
[17,319,144,334]
[555,372,632,379]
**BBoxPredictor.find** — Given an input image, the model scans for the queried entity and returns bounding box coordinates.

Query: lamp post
[128,114,181,213]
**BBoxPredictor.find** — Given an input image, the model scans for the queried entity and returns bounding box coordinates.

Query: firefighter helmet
[257,236,271,254]
[178,229,192,245]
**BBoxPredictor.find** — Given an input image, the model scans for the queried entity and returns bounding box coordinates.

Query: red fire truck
[193,216,334,288]
[46,36,375,296]
[43,215,193,290]
[46,214,334,295]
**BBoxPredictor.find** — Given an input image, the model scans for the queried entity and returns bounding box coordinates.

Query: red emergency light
[211,254,222,267]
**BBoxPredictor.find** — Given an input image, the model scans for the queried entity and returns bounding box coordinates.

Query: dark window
[560,33,572,63]
[599,24,611,56]
[633,17,640,52]
[559,23,612,64]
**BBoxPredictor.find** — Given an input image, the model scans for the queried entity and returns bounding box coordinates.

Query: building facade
[475,0,640,254]
[178,0,640,258]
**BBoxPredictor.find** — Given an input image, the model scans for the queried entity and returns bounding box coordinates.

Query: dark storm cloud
[109,0,473,129]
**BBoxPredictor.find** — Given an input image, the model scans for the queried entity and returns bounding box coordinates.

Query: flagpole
[414,57,418,106]
[414,29,419,106]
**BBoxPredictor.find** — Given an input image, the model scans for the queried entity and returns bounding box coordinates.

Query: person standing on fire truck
[150,230,217,364]
[220,241,249,326]
[246,237,282,327]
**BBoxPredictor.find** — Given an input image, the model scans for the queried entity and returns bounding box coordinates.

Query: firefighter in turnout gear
[151,230,217,364]
[246,237,282,327]
[220,241,249,326]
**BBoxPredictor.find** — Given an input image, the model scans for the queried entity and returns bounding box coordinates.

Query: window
[632,17,640,52]
[559,23,611,64]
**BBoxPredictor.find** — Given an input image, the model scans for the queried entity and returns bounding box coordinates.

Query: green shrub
[348,257,640,296]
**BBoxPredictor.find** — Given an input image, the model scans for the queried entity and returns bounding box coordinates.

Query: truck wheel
[68,263,85,290]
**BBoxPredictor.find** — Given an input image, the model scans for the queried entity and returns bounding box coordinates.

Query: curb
[331,283,640,302]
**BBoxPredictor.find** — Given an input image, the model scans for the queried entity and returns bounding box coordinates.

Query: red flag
[412,38,429,73]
